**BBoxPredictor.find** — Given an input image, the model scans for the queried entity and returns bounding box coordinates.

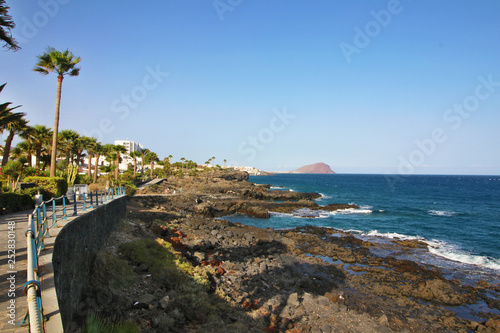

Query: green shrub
[76,174,91,185]
[0,192,35,214]
[23,176,68,198]
[20,187,51,201]
[123,183,137,197]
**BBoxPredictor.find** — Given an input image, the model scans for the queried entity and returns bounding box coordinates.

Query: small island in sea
[290,162,336,174]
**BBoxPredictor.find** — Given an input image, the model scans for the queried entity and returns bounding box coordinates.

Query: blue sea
[226,174,500,284]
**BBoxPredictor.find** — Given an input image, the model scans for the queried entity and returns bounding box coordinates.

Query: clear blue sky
[2,0,500,174]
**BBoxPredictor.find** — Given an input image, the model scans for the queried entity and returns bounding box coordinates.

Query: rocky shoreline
[81,171,500,332]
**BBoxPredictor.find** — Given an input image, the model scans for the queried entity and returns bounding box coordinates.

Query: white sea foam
[429,210,457,217]
[365,230,425,241]
[337,207,373,214]
[344,229,363,234]
[427,240,500,271]
[315,193,332,201]
[269,212,293,218]
[362,230,500,271]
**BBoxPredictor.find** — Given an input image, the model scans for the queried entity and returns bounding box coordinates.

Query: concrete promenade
[0,199,112,333]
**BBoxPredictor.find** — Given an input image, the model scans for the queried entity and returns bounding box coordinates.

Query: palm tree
[0,1,19,51]
[2,117,28,166]
[58,129,79,163]
[129,150,142,179]
[11,141,35,167]
[92,143,104,183]
[74,135,94,166]
[139,148,150,176]
[33,47,81,177]
[29,125,52,168]
[145,152,159,178]
[112,144,127,180]
[1,83,23,130]
[84,137,98,179]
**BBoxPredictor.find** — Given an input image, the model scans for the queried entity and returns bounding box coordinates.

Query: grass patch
[118,238,211,292]
[82,312,140,333]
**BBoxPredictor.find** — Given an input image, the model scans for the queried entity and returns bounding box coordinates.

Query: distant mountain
[291,162,335,174]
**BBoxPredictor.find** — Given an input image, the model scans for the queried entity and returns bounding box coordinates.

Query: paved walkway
[136,178,166,189]
[0,200,104,332]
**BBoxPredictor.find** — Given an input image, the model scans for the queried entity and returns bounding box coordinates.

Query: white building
[114,140,144,155]
[82,139,145,174]
[114,140,144,171]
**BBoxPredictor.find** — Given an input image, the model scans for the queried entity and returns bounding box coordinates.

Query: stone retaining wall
[52,196,126,331]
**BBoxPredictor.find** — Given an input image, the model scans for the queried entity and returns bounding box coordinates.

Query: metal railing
[21,186,126,332]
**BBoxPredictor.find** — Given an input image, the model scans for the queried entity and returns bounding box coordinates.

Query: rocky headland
[81,170,500,332]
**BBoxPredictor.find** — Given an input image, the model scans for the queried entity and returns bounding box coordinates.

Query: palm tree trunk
[93,153,100,183]
[36,144,42,168]
[133,159,137,179]
[1,130,15,166]
[88,154,93,179]
[50,74,63,177]
[114,155,119,180]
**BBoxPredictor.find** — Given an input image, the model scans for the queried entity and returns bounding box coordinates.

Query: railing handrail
[21,186,126,332]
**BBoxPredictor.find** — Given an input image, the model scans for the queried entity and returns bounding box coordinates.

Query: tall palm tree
[139,148,150,176]
[33,47,81,176]
[92,142,103,183]
[2,117,28,166]
[84,137,98,179]
[0,0,19,51]
[129,150,141,179]
[145,152,159,178]
[112,144,127,180]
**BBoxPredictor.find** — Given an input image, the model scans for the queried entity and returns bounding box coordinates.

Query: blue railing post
[90,191,93,208]
[62,196,67,220]
[73,192,78,216]
[100,190,103,204]
[52,200,57,226]
[36,207,42,232]
[95,191,99,207]
[82,192,87,211]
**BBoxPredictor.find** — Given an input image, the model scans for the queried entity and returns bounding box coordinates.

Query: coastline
[81,171,500,332]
